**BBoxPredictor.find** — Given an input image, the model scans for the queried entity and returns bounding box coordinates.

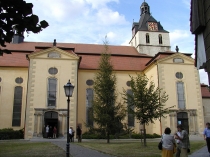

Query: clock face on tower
[148,22,158,31]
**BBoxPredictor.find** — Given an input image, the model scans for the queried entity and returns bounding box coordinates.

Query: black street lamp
[64,80,74,157]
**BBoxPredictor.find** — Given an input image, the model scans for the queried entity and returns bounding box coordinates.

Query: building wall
[24,48,79,139]
[77,70,142,133]
[0,52,205,138]
[203,98,210,124]
[130,31,171,56]
[0,67,28,130]
[157,54,204,134]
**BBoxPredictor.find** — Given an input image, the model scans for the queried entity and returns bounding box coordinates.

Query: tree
[92,39,126,143]
[122,74,169,146]
[0,0,49,55]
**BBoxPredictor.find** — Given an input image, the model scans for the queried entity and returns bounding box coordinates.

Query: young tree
[92,39,126,143]
[122,74,169,146]
[0,0,49,55]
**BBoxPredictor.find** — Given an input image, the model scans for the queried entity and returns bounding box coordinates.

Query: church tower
[130,1,171,56]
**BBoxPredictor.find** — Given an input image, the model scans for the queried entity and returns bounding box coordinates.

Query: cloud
[169,29,194,53]
[199,69,209,85]
[182,0,190,9]
[86,0,119,9]
[96,8,127,25]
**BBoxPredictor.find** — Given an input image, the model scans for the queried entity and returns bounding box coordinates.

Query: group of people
[161,122,210,157]
[161,124,190,157]
[45,125,57,138]
[69,125,82,142]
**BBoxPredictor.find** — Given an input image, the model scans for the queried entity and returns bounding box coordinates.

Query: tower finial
[175,46,179,52]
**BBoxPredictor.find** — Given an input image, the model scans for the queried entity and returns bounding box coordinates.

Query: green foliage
[122,74,168,146]
[92,38,126,143]
[0,128,24,140]
[82,130,161,139]
[0,0,49,55]
[122,74,169,125]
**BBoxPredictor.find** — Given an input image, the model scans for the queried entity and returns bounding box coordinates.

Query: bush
[82,131,161,139]
[0,128,24,140]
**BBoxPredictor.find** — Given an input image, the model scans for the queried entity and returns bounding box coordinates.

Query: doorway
[177,112,189,133]
[44,111,59,138]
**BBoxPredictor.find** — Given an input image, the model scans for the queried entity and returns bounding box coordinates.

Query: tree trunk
[107,131,110,143]
[160,117,162,135]
[143,123,147,146]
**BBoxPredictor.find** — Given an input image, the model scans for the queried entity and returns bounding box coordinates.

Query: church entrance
[44,111,59,138]
[177,112,189,133]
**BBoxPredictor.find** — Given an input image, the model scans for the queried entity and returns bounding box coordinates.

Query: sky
[25,0,209,85]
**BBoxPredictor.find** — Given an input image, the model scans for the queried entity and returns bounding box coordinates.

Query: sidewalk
[30,135,208,157]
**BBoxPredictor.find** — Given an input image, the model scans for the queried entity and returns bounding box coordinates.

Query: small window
[86,80,94,86]
[48,52,60,58]
[15,77,23,84]
[126,81,131,87]
[173,58,184,63]
[176,72,183,79]
[48,67,58,75]
[158,34,162,44]
[146,33,150,43]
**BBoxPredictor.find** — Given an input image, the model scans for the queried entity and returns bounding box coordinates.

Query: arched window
[47,78,57,106]
[146,33,150,43]
[86,88,93,126]
[159,34,163,44]
[176,82,185,109]
[12,86,23,126]
[127,89,134,127]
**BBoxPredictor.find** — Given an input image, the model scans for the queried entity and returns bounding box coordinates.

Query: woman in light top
[162,127,176,157]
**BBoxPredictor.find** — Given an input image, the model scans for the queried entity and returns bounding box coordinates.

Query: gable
[28,47,79,60]
[157,53,194,65]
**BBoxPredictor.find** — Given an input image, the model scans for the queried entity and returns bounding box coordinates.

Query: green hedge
[0,128,24,140]
[82,132,161,139]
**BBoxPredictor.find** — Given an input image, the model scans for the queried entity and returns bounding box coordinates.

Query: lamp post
[64,80,74,157]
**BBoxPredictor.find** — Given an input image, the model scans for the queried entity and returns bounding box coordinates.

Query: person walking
[203,122,210,157]
[71,127,75,142]
[69,127,73,142]
[53,126,57,138]
[46,125,49,138]
[174,130,182,157]
[161,127,176,157]
[76,125,82,142]
[174,124,190,157]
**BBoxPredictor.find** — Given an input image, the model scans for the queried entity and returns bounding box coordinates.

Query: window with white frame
[12,86,23,126]
[47,78,57,106]
[127,89,134,127]
[176,82,185,109]
[86,88,93,126]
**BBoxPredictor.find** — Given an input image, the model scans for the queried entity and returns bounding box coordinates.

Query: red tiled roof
[79,55,152,71]
[5,42,145,56]
[146,51,193,66]
[0,52,29,67]
[1,42,153,71]
[201,84,210,98]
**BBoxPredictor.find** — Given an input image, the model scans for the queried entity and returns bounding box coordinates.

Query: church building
[0,2,205,139]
